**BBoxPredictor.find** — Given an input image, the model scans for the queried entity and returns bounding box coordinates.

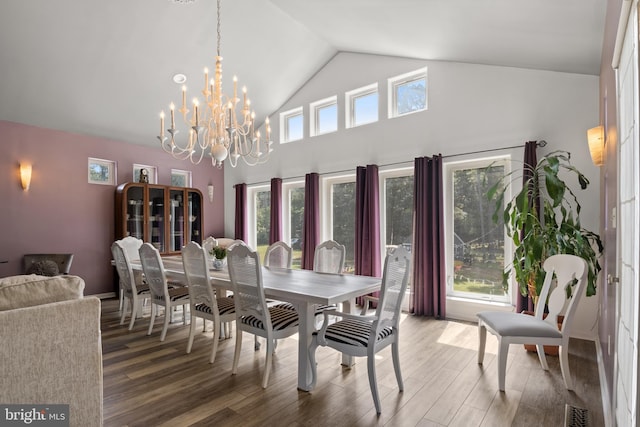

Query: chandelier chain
[216,0,221,58]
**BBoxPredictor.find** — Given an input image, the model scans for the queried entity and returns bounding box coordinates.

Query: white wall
[223,52,601,332]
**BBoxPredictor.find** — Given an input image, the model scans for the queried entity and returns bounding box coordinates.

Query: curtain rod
[245,140,547,187]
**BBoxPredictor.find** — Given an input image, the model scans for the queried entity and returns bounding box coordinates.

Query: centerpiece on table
[209,245,227,270]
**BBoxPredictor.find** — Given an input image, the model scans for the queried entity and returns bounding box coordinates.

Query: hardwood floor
[101,298,604,426]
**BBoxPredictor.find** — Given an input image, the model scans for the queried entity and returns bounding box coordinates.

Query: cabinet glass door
[148,186,166,253]
[125,185,144,240]
[187,190,202,244]
[169,189,185,252]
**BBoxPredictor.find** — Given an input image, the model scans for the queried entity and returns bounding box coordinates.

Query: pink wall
[0,120,225,295]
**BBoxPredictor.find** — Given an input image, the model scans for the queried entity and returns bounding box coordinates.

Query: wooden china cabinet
[115,183,203,254]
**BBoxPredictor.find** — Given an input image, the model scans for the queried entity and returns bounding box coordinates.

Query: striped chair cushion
[240,307,299,331]
[321,319,393,347]
[194,297,235,316]
[273,302,336,316]
[153,286,189,302]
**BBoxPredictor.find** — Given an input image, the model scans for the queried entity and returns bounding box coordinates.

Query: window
[310,96,338,136]
[133,164,157,184]
[346,83,378,128]
[283,182,305,269]
[323,175,356,273]
[445,157,510,303]
[88,158,116,185]
[381,169,414,254]
[280,107,304,143]
[171,169,191,187]
[252,187,271,260]
[388,67,427,118]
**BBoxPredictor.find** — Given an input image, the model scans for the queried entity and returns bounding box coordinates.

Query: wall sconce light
[207,184,214,203]
[587,126,604,166]
[20,163,32,191]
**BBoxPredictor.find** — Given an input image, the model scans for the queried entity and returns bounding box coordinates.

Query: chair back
[182,241,217,313]
[264,241,292,269]
[313,240,346,274]
[202,236,218,258]
[119,236,143,261]
[374,246,411,333]
[535,254,588,337]
[139,243,170,303]
[227,243,272,331]
[111,241,136,296]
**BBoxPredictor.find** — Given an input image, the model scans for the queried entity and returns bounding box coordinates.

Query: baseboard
[595,338,614,427]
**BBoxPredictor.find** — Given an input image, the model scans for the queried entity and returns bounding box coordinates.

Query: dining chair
[308,245,411,415]
[115,236,145,312]
[182,241,236,363]
[202,236,218,258]
[139,243,190,341]
[111,240,150,330]
[477,254,588,391]
[263,241,293,269]
[227,242,300,388]
[313,239,346,274]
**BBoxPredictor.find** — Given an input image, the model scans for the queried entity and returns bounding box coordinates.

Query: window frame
[443,156,513,305]
[345,83,379,129]
[310,96,338,137]
[388,67,428,119]
[88,157,117,186]
[133,164,157,184]
[280,107,304,143]
[170,169,192,187]
[246,184,270,251]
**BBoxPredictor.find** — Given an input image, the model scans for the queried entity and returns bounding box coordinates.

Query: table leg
[295,301,315,391]
[341,298,356,367]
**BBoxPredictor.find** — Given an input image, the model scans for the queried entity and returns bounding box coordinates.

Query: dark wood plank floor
[100,298,604,426]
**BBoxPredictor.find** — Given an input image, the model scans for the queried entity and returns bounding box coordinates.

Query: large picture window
[445,157,510,303]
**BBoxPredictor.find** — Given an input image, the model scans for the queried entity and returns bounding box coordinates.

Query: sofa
[0,274,103,427]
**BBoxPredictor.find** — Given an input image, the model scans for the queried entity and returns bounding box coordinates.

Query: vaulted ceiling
[0,0,605,148]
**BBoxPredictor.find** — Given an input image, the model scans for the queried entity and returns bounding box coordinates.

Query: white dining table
[137,255,382,391]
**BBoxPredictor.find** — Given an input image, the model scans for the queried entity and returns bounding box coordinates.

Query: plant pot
[212,257,227,271]
[522,310,563,355]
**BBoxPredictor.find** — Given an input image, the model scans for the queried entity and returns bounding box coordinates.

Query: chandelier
[158,0,272,168]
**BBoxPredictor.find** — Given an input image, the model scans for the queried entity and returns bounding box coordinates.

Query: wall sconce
[587,126,604,166]
[20,163,32,191]
[207,184,214,203]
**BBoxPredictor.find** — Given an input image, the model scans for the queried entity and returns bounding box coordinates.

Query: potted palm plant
[488,150,603,303]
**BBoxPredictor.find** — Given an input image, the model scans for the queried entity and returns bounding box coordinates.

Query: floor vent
[565,404,589,427]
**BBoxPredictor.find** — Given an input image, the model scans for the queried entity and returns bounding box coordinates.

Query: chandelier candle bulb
[182,86,187,110]
[160,111,165,137]
[204,68,209,93]
[170,103,175,128]
[233,76,237,101]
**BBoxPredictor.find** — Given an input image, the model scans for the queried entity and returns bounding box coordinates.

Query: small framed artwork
[88,158,117,185]
[133,164,157,184]
[171,169,192,187]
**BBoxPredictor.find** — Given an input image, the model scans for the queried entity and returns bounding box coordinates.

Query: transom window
[346,83,378,128]
[170,169,191,187]
[310,96,338,137]
[280,107,304,143]
[388,68,427,118]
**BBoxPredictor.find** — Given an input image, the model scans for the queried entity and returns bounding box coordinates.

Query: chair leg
[128,299,137,331]
[210,318,220,364]
[308,336,319,390]
[497,338,509,392]
[558,345,574,390]
[367,352,381,415]
[262,338,274,389]
[254,335,261,351]
[160,306,171,341]
[477,322,487,364]
[186,314,197,354]
[120,298,128,326]
[232,330,243,375]
[536,344,549,370]
[147,304,156,336]
[118,285,124,312]
[391,341,404,392]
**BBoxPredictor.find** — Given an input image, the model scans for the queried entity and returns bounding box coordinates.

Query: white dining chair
[111,240,150,330]
[313,239,346,274]
[227,242,300,388]
[182,241,235,363]
[263,241,293,269]
[308,245,411,415]
[115,236,145,312]
[202,236,218,259]
[139,243,190,342]
[477,254,588,391]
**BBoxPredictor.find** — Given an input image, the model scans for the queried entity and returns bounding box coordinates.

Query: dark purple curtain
[234,183,247,242]
[411,155,445,318]
[517,141,539,313]
[301,173,320,270]
[269,178,283,244]
[355,165,382,304]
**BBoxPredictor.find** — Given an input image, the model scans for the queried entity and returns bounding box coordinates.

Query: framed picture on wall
[88,158,117,185]
[171,169,192,187]
[133,164,157,184]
